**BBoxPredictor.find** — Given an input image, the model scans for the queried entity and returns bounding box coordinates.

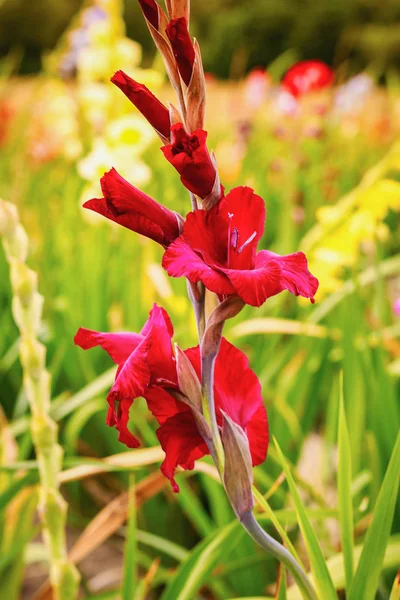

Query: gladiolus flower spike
[75,2,320,597]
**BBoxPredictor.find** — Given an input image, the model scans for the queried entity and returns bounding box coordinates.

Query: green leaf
[160,521,242,600]
[274,439,337,600]
[348,431,400,600]
[276,566,287,600]
[287,534,400,599]
[337,376,354,591]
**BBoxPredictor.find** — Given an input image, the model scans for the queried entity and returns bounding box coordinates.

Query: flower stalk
[241,511,319,600]
[0,200,80,600]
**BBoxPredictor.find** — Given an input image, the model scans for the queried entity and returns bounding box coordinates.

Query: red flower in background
[166,17,195,86]
[282,60,334,98]
[75,305,268,491]
[162,123,222,201]
[163,186,318,307]
[111,71,171,141]
[83,168,181,247]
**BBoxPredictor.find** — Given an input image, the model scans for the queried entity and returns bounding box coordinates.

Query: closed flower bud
[221,411,254,520]
[111,71,171,142]
[166,17,195,87]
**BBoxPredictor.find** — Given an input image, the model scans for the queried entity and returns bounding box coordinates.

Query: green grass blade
[348,431,400,600]
[337,376,354,591]
[121,475,137,600]
[274,439,337,600]
[276,566,287,600]
[160,521,242,600]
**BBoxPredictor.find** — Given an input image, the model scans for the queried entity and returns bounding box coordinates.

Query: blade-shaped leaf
[348,431,400,600]
[274,438,337,600]
[337,377,354,591]
[160,521,242,600]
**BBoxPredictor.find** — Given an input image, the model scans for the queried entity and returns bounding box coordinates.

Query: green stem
[241,511,318,600]
[201,352,225,474]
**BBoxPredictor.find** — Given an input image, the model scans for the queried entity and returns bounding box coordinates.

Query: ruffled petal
[162,236,235,295]
[256,250,319,302]
[246,404,269,466]
[106,335,152,446]
[218,261,283,307]
[157,411,209,492]
[116,397,141,448]
[74,328,142,365]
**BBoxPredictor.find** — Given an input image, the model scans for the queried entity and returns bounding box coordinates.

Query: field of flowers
[0,1,400,599]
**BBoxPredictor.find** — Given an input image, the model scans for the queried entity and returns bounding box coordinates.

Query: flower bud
[175,344,202,411]
[221,411,254,520]
[111,71,171,142]
[166,17,195,87]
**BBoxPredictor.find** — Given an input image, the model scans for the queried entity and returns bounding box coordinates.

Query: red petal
[157,411,209,492]
[165,17,195,86]
[218,261,283,307]
[108,336,151,402]
[256,250,319,302]
[185,340,269,467]
[83,168,179,246]
[162,236,235,295]
[116,397,141,448]
[74,328,142,364]
[140,304,174,338]
[181,209,228,266]
[247,404,269,466]
[145,386,185,425]
[218,186,266,270]
[111,71,170,139]
[106,336,152,448]
[161,125,217,199]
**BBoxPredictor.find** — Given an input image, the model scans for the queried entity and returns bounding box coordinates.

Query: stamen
[237,231,257,254]
[230,227,239,250]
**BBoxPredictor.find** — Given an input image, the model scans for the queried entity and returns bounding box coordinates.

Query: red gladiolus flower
[83,168,181,247]
[138,0,159,29]
[162,123,221,201]
[74,304,269,491]
[166,17,195,86]
[282,60,334,98]
[111,71,171,141]
[162,186,319,307]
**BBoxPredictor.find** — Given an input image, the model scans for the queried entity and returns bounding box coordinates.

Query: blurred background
[0,0,400,599]
[1,0,400,77]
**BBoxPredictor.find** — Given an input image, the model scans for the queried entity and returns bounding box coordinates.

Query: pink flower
[162,186,319,307]
[74,305,268,491]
